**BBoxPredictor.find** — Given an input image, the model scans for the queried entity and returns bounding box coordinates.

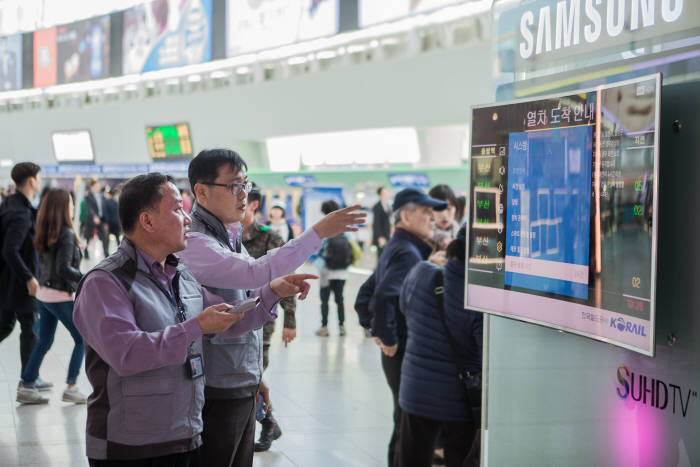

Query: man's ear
[139,210,156,233]
[193,183,207,203]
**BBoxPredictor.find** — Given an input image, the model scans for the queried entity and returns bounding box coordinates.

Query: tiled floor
[0,241,392,466]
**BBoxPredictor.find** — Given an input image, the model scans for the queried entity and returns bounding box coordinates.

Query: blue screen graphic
[505,126,593,299]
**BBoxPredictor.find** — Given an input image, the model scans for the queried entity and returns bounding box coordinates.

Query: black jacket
[355,228,432,346]
[372,201,391,245]
[38,227,82,293]
[85,192,105,230]
[0,192,38,307]
[103,198,120,232]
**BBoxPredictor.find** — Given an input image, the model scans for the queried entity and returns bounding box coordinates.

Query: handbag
[434,270,482,425]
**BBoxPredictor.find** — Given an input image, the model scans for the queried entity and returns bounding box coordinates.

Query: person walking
[372,187,392,261]
[85,179,109,259]
[355,188,447,467]
[315,199,353,338]
[0,162,47,386]
[103,186,121,250]
[241,185,297,452]
[16,188,87,404]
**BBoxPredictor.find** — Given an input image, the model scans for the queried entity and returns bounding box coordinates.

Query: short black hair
[247,182,262,205]
[119,173,175,234]
[377,186,386,196]
[321,199,339,215]
[188,149,248,193]
[428,184,458,209]
[11,162,41,187]
[446,226,466,264]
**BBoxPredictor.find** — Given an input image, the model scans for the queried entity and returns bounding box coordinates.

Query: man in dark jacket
[85,179,109,258]
[0,162,41,378]
[372,187,392,261]
[355,187,447,467]
[103,186,121,247]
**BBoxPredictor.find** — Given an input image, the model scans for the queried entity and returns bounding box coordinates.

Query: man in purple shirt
[74,173,315,467]
[177,149,365,467]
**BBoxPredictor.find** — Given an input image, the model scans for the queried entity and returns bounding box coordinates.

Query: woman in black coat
[16,188,86,405]
[396,227,482,467]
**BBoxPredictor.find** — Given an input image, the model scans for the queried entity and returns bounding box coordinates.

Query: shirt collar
[134,246,179,280]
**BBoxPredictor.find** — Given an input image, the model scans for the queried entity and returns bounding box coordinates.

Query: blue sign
[41,161,190,176]
[388,173,430,187]
[284,175,316,186]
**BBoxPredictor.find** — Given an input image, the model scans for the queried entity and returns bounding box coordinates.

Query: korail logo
[610,316,647,336]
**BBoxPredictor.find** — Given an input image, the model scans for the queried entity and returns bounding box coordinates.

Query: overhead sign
[360,0,463,28]
[34,27,57,87]
[123,0,212,74]
[285,175,317,186]
[56,15,110,84]
[226,0,338,56]
[0,34,22,91]
[388,172,430,187]
[516,0,697,70]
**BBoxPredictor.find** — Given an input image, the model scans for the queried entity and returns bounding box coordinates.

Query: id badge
[186,354,204,379]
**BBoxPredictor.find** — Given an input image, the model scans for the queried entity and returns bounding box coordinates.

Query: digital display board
[0,34,22,91]
[146,123,193,160]
[466,74,660,355]
[52,130,95,162]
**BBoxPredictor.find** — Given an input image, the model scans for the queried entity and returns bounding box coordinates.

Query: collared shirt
[177,222,321,291]
[73,246,279,378]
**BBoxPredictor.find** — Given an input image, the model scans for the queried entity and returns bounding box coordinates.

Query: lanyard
[144,270,187,324]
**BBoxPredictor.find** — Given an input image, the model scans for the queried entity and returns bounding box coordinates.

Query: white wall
[0,42,492,177]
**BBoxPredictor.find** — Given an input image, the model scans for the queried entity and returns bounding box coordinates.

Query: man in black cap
[355,187,447,467]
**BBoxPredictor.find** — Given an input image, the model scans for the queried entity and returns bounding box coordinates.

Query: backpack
[324,234,353,270]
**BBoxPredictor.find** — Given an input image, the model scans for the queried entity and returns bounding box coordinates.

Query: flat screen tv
[466,74,660,356]
[51,130,95,162]
[146,123,193,160]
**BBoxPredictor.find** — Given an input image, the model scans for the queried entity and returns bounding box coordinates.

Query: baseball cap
[392,187,448,211]
[270,200,286,212]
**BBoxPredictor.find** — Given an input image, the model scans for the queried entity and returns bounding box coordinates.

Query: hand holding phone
[226,296,260,314]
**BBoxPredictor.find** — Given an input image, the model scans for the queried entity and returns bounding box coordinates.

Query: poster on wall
[359,0,463,28]
[34,27,57,87]
[56,15,110,84]
[465,74,661,356]
[227,0,338,57]
[0,34,22,91]
[123,0,212,74]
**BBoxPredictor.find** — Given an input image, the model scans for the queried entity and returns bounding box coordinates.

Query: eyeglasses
[201,181,253,196]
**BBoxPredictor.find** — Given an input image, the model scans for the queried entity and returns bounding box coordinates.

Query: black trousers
[88,448,200,467]
[0,300,36,376]
[96,223,110,257]
[320,279,345,326]
[381,344,405,467]
[395,412,476,467]
[201,396,256,467]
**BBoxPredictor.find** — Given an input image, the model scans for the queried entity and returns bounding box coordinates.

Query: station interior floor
[0,239,397,467]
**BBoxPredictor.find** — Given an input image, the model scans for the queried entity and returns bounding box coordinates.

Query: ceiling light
[316,50,336,60]
[187,74,202,83]
[210,70,232,79]
[347,44,367,54]
[287,56,307,65]
[236,66,252,75]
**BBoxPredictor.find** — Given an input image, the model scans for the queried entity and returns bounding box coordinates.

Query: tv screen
[466,74,660,356]
[52,130,95,162]
[146,123,193,160]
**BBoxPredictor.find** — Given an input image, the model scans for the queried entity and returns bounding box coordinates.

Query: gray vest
[190,203,263,399]
[77,239,205,460]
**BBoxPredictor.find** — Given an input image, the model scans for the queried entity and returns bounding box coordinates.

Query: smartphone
[226,296,260,314]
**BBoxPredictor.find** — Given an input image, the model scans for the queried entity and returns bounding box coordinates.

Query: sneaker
[315,326,329,337]
[339,325,346,336]
[62,387,87,404]
[35,378,54,392]
[16,386,49,404]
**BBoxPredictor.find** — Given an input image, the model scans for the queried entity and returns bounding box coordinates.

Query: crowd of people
[0,153,481,467]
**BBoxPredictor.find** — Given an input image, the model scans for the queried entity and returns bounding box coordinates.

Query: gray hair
[393,202,418,226]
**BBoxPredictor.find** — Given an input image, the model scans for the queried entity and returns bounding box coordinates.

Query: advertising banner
[56,15,110,84]
[34,27,57,87]
[0,34,22,91]
[123,0,212,74]
[359,0,463,28]
[226,0,338,57]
